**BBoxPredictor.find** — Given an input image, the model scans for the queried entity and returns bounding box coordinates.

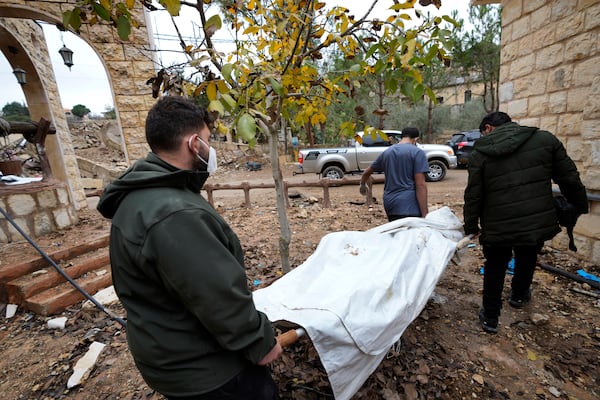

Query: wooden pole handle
[276,328,306,347]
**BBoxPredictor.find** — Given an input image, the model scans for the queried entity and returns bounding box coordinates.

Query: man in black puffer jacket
[463,112,588,334]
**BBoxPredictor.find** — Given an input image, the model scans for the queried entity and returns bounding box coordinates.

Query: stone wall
[475,0,600,263]
[0,183,78,243]
[0,18,87,211]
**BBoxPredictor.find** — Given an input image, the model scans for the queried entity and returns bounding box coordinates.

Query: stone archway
[0,1,157,243]
[0,0,156,164]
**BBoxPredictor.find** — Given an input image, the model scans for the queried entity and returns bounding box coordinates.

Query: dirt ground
[1,131,599,399]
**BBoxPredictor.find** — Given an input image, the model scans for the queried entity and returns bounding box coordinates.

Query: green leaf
[237,113,257,142]
[268,77,284,96]
[349,64,361,74]
[160,0,181,16]
[92,3,111,22]
[63,9,82,31]
[220,94,237,111]
[117,15,131,40]
[206,14,222,30]
[208,100,224,116]
[221,63,234,83]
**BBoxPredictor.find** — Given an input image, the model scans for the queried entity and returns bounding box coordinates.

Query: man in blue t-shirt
[359,127,429,221]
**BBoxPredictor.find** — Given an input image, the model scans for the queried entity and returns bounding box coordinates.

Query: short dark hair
[401,127,420,138]
[145,96,212,152]
[479,111,511,133]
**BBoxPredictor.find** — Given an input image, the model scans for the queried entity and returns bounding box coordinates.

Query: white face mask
[190,137,218,173]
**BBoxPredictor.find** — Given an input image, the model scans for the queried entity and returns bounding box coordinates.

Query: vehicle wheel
[426,160,447,182]
[322,165,345,180]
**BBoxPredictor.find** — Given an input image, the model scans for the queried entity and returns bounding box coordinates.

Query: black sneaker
[479,309,498,334]
[508,289,532,308]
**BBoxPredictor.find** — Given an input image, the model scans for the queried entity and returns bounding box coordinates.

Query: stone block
[107,61,134,81]
[57,187,70,205]
[509,53,536,79]
[95,43,125,62]
[583,1,600,30]
[565,138,585,161]
[524,0,546,14]
[124,45,153,62]
[540,115,559,133]
[581,169,599,191]
[7,194,36,217]
[517,35,534,56]
[576,214,600,238]
[7,217,30,241]
[115,95,148,112]
[557,113,581,136]
[518,117,540,128]
[527,94,548,116]
[591,240,600,265]
[583,92,600,119]
[564,32,597,63]
[87,22,118,43]
[127,144,151,162]
[573,56,600,87]
[567,86,591,113]
[581,119,600,139]
[513,71,547,97]
[532,24,556,48]
[0,222,7,243]
[507,98,529,118]
[117,111,143,129]
[53,208,72,230]
[511,15,531,41]
[548,91,568,113]
[551,0,578,21]
[590,140,600,165]
[535,43,565,70]
[499,82,514,103]
[122,127,146,145]
[37,190,58,209]
[34,212,54,237]
[530,4,552,31]
[502,0,523,26]
[547,65,573,92]
[555,13,585,42]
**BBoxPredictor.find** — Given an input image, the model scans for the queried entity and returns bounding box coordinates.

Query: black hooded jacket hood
[97,152,208,219]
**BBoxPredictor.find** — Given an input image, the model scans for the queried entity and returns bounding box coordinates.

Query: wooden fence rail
[203,176,385,208]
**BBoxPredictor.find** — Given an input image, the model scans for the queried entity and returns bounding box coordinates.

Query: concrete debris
[47,317,68,330]
[5,304,17,318]
[67,341,106,389]
[82,286,119,309]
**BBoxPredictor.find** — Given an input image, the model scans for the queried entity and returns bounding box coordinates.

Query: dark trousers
[481,243,543,318]
[387,214,418,222]
[167,365,280,400]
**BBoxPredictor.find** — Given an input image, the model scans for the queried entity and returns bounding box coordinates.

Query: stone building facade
[473,0,600,263]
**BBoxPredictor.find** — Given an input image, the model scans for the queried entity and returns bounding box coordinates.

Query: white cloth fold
[253,206,463,399]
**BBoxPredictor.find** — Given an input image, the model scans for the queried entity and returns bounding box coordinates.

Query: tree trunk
[259,118,291,274]
[426,97,434,143]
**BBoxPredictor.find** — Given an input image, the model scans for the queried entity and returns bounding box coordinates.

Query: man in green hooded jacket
[464,111,588,334]
[97,96,282,399]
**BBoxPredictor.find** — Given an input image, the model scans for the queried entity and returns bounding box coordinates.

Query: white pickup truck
[295,130,457,182]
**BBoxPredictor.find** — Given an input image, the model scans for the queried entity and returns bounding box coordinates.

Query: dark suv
[446,129,481,167]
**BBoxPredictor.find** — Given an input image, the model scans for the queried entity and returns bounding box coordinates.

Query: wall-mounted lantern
[13,67,27,85]
[58,45,74,70]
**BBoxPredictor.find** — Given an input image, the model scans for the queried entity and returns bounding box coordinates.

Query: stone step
[25,268,113,316]
[5,249,110,305]
[0,234,110,285]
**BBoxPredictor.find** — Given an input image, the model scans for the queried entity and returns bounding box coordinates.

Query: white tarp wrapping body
[253,206,464,400]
